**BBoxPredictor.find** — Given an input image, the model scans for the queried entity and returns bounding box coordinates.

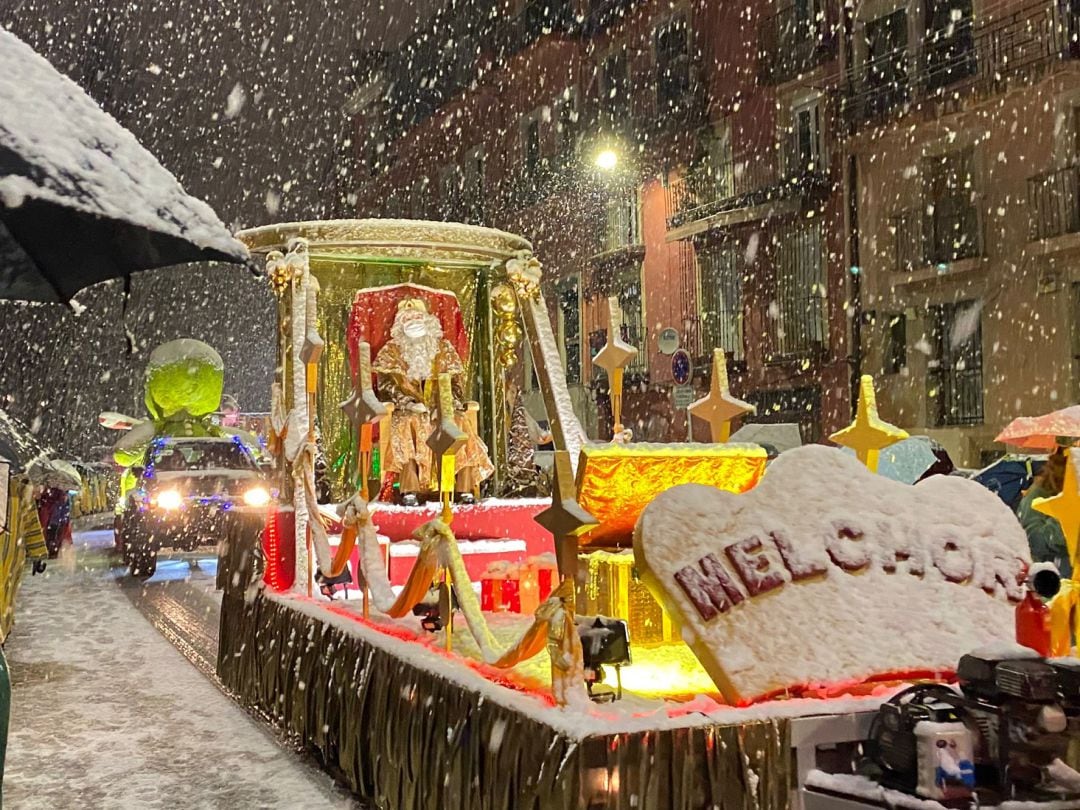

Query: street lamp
[595,148,619,171]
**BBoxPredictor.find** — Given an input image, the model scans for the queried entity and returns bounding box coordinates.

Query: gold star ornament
[340,342,388,431]
[426,373,466,460]
[688,348,755,442]
[1035,448,1080,568]
[592,298,639,377]
[535,449,598,579]
[592,297,638,437]
[829,374,908,472]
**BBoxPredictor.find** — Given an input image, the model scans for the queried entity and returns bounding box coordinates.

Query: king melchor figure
[373,298,494,502]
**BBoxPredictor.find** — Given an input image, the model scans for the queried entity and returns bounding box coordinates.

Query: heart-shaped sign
[633,445,1030,704]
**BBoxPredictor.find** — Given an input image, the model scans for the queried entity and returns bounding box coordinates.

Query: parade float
[215,219,1080,810]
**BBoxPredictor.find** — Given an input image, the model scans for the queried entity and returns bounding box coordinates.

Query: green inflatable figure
[108,340,256,511]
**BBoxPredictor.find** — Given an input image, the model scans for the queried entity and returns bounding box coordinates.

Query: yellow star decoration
[1035,448,1080,568]
[592,307,638,376]
[592,297,638,436]
[829,374,908,473]
[1034,449,1080,657]
[688,348,755,442]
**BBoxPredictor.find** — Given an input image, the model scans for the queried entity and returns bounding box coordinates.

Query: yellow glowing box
[575,442,767,549]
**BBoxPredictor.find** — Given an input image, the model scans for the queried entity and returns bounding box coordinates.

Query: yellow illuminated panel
[576,442,767,548]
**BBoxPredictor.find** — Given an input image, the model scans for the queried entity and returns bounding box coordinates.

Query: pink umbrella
[995,405,1080,449]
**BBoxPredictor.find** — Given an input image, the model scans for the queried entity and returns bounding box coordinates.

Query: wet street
[3,520,358,809]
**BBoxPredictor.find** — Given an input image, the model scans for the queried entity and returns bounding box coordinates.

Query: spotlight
[577,616,631,702]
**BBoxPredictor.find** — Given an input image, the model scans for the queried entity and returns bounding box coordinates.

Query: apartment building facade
[350,0,857,443]
[843,0,1080,466]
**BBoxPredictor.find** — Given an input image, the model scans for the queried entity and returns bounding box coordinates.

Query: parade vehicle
[117,435,270,577]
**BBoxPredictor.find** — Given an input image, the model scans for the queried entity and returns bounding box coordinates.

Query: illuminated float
[215,220,1075,809]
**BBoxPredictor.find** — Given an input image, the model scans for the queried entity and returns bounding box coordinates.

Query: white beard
[399,333,440,381]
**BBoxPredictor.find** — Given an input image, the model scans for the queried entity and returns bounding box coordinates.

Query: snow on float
[214,219,1077,810]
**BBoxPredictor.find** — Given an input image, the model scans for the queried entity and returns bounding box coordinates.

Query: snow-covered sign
[633,445,1030,704]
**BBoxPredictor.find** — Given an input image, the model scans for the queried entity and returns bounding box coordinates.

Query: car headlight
[154,489,183,510]
[242,486,271,507]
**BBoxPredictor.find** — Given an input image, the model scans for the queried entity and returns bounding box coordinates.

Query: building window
[556,88,578,163]
[601,188,642,253]
[700,118,734,198]
[923,147,979,265]
[655,13,691,112]
[745,386,822,443]
[772,219,826,358]
[462,147,485,224]
[438,164,463,222]
[409,176,430,219]
[601,49,629,120]
[928,300,983,426]
[924,0,975,91]
[863,9,909,116]
[790,97,823,174]
[884,312,906,374]
[613,263,646,374]
[696,241,744,361]
[523,117,542,179]
[556,276,582,384]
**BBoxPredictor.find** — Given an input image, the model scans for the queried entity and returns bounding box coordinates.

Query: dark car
[117,436,271,577]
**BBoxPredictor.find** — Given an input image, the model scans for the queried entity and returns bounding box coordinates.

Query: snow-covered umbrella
[26,458,81,490]
[842,435,952,484]
[0,406,50,473]
[0,26,249,303]
[728,422,802,455]
[995,405,1080,450]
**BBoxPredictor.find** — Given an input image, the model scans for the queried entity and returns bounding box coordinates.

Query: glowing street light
[595,148,619,171]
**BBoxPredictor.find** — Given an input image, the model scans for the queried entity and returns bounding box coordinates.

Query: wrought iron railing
[840,0,1076,130]
[758,3,838,85]
[665,146,828,230]
[890,199,982,270]
[620,322,648,376]
[495,0,577,57]
[769,220,827,360]
[599,188,643,254]
[930,365,984,426]
[584,0,638,35]
[1028,164,1080,241]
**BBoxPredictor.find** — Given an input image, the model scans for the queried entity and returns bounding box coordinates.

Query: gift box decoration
[578,550,673,646]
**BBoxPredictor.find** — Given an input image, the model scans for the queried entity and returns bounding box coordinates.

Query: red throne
[345,283,469,381]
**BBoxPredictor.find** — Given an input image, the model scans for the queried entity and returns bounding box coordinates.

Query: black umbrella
[0,27,249,303]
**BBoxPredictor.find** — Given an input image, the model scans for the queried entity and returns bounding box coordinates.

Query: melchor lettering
[674,523,1026,621]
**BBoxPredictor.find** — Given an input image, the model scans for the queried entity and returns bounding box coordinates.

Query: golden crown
[397,297,429,313]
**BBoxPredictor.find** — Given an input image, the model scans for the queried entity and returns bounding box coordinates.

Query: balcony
[665,147,829,231]
[841,0,1076,131]
[584,0,637,35]
[494,0,577,58]
[930,365,984,426]
[1028,164,1080,242]
[890,198,983,271]
[758,3,838,85]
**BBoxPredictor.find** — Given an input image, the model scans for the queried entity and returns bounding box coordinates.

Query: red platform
[266,499,555,591]
[320,498,554,589]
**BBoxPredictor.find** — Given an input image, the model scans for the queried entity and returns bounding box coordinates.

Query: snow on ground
[3,529,357,809]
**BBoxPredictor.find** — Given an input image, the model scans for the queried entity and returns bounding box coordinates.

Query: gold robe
[373,339,494,492]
